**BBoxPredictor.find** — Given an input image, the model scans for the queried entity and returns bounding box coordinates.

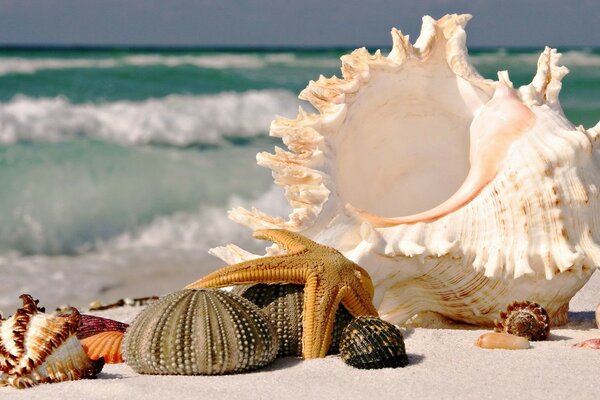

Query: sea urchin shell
[494,301,550,341]
[339,316,409,369]
[123,289,278,375]
[0,295,103,389]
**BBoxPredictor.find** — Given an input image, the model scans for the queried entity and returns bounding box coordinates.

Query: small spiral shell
[494,300,550,341]
[339,316,409,369]
[232,284,353,356]
[123,289,278,375]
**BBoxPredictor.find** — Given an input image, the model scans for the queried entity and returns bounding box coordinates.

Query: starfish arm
[185,256,309,289]
[300,276,347,359]
[340,286,379,317]
[253,229,317,254]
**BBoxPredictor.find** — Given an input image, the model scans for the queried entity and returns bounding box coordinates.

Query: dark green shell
[232,284,353,356]
[339,316,409,369]
[123,289,278,375]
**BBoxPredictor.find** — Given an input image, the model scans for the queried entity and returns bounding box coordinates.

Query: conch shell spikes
[219,14,600,327]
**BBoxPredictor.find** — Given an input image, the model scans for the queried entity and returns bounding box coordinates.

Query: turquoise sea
[0,47,598,309]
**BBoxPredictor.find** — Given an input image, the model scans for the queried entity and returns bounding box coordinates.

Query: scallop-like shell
[339,316,409,369]
[0,295,103,389]
[232,283,353,356]
[476,332,530,350]
[494,301,550,341]
[80,331,124,364]
[56,313,128,363]
[213,14,600,327]
[123,289,278,375]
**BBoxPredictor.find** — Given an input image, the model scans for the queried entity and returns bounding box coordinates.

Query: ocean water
[0,47,599,311]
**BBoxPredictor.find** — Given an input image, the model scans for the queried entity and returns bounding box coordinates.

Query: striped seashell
[339,316,409,369]
[494,301,550,341]
[123,289,278,375]
[232,283,354,356]
[0,295,104,389]
[80,331,125,364]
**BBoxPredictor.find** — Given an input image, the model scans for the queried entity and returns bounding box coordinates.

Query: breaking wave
[0,90,299,145]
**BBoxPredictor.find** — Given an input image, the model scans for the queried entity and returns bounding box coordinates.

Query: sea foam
[0,90,299,145]
[0,53,341,76]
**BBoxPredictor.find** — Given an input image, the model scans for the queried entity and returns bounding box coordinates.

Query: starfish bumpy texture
[185,229,378,359]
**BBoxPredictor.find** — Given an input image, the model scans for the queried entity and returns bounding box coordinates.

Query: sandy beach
[1,271,598,400]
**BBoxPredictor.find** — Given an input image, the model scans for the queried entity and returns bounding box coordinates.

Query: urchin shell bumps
[0,295,103,389]
[494,300,550,341]
[339,316,409,369]
[123,289,278,375]
[232,284,353,356]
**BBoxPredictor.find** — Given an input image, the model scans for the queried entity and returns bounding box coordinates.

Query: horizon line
[0,44,597,52]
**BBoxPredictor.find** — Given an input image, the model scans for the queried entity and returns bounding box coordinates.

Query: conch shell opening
[352,83,536,227]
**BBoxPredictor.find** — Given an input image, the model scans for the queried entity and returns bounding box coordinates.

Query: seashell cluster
[476,332,530,350]
[0,295,104,389]
[339,316,409,369]
[212,13,600,327]
[57,313,129,364]
[494,301,550,341]
[123,289,278,375]
[232,283,353,356]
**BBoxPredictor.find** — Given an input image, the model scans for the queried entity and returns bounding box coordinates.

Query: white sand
[2,272,599,400]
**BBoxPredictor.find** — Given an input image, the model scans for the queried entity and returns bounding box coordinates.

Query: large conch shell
[215,14,600,327]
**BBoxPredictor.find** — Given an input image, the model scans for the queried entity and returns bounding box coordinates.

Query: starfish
[185,229,378,359]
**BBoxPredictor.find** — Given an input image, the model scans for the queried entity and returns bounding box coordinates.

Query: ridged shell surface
[0,295,103,389]
[232,284,354,356]
[123,289,278,375]
[339,316,409,369]
[80,331,124,364]
[494,301,550,341]
[212,14,600,327]
[77,314,129,340]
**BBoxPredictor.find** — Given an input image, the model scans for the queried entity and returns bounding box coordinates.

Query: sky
[0,0,599,48]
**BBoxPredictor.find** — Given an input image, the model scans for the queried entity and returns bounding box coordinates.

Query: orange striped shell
[80,331,124,364]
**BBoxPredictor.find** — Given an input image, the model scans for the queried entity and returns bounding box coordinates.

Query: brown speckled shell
[494,300,550,341]
[232,283,353,356]
[123,289,278,375]
[339,316,409,369]
[0,295,103,389]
